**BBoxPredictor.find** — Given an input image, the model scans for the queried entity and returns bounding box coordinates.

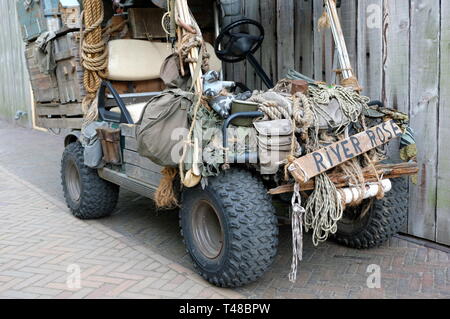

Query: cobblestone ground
[0,120,449,299]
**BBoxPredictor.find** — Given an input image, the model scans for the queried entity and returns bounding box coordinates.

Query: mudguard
[64,130,81,147]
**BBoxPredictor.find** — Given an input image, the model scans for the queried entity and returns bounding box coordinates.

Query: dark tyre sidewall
[180,169,278,287]
[335,177,408,248]
[337,202,373,236]
[181,187,230,275]
[61,142,119,220]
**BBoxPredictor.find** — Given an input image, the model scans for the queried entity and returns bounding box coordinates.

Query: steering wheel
[214,19,265,63]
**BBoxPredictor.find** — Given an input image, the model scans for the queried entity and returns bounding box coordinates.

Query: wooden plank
[383,0,411,163]
[24,42,60,103]
[35,103,83,116]
[123,149,163,173]
[382,0,411,232]
[276,0,295,81]
[437,0,450,245]
[382,0,410,112]
[128,8,167,39]
[54,32,85,104]
[312,1,333,82]
[407,0,440,241]
[294,0,314,78]
[124,163,162,187]
[357,0,383,99]
[36,117,83,129]
[260,0,277,87]
[0,0,33,126]
[271,162,419,194]
[231,1,246,86]
[244,0,261,90]
[221,0,238,84]
[339,0,358,78]
[289,120,402,183]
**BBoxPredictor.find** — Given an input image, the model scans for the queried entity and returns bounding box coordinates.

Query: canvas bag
[81,121,110,169]
[253,119,294,175]
[160,53,191,90]
[137,89,195,167]
[316,98,351,129]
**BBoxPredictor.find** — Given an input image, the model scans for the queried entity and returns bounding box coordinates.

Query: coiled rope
[250,92,314,134]
[308,84,369,132]
[80,0,108,128]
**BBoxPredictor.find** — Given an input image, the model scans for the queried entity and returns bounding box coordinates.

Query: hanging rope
[289,183,305,282]
[155,167,179,209]
[80,0,108,128]
[304,173,344,246]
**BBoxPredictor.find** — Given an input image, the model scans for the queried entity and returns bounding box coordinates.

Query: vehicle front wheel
[61,142,119,219]
[180,169,279,288]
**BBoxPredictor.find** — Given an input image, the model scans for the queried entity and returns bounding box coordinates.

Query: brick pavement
[0,120,449,299]
[0,165,242,299]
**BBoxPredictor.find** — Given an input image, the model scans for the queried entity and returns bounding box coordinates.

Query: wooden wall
[0,0,32,127]
[225,0,450,245]
[1,0,448,244]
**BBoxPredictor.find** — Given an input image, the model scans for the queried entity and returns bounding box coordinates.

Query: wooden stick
[324,0,353,79]
[176,0,203,93]
[269,162,419,195]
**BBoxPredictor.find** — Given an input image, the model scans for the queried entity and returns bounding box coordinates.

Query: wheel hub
[191,200,224,259]
[65,160,81,202]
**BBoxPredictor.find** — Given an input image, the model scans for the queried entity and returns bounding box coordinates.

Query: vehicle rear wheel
[180,168,278,288]
[334,176,408,249]
[61,142,119,219]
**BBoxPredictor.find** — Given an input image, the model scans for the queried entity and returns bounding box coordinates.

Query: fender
[64,130,81,147]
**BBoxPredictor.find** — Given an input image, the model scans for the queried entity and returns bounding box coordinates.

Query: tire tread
[180,169,278,288]
[61,142,119,220]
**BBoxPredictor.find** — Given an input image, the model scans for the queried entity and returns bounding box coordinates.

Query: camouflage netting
[186,102,257,178]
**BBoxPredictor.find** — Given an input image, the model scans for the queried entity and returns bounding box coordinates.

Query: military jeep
[56,0,414,288]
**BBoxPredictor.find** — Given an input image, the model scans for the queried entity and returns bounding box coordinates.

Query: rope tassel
[289,183,305,283]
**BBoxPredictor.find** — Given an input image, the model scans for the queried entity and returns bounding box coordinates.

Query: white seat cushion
[110,102,147,123]
[108,40,170,81]
[107,39,222,82]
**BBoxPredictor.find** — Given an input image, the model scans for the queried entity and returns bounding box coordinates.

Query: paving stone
[0,120,448,299]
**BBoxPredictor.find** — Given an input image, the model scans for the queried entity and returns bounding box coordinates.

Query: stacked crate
[18,0,85,129]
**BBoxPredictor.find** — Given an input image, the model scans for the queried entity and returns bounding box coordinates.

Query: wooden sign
[289,120,403,183]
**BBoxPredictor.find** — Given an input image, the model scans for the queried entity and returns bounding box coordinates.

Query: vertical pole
[324,0,360,89]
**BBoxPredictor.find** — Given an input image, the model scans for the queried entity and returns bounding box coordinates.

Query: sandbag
[137,89,195,167]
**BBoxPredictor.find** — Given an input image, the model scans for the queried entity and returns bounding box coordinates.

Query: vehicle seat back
[107,39,222,82]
